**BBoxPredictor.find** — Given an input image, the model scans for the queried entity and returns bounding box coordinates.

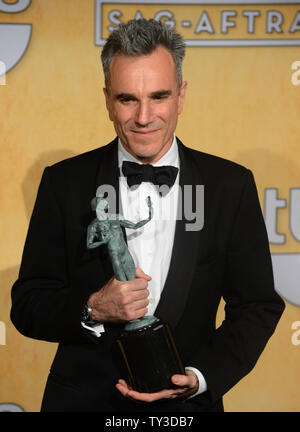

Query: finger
[135,267,152,281]
[132,298,149,310]
[171,374,192,388]
[120,278,148,294]
[116,379,192,402]
[116,379,141,402]
[128,390,175,403]
[172,371,198,392]
[116,381,132,399]
[116,379,131,390]
[132,286,149,298]
[119,387,176,403]
[124,302,148,320]
[116,379,171,402]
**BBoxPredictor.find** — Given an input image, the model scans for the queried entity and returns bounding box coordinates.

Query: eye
[117,95,136,104]
[120,96,132,103]
[152,91,171,101]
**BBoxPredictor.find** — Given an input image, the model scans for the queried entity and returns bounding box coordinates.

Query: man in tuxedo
[11,19,285,412]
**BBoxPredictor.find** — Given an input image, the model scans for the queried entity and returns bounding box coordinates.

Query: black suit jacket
[11,137,285,412]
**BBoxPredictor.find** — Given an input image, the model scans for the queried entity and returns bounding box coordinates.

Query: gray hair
[101,19,186,91]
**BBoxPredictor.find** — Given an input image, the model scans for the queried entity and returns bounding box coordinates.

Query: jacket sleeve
[10,167,93,344]
[190,170,285,403]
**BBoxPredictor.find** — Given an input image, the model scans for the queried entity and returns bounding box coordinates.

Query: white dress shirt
[82,135,207,396]
[118,136,179,315]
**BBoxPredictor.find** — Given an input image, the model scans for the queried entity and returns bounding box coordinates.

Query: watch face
[82,304,91,322]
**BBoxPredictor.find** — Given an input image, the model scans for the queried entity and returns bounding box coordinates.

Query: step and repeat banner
[0,0,300,412]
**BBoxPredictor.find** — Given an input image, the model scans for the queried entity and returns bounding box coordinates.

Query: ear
[177,80,187,115]
[103,87,114,121]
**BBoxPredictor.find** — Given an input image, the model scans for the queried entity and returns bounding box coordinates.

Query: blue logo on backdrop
[0,0,32,75]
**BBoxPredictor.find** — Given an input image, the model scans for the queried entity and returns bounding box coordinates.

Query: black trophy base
[117,318,185,393]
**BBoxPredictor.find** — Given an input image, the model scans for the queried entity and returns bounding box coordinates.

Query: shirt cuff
[81,321,105,338]
[185,366,207,398]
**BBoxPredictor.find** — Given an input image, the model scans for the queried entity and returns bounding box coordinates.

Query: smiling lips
[131,129,158,134]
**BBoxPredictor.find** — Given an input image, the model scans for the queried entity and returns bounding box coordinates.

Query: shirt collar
[118,135,179,171]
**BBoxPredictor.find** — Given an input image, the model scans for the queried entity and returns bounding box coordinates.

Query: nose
[135,100,153,127]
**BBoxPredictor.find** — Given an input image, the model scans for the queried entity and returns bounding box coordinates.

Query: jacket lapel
[155,138,204,330]
[94,138,120,281]
[95,137,120,213]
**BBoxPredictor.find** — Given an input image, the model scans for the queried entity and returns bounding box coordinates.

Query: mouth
[131,129,158,135]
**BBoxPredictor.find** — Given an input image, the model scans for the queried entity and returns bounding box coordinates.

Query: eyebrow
[150,89,172,98]
[115,93,136,101]
[115,89,172,101]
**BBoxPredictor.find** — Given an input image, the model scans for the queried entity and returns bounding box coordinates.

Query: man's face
[104,45,187,164]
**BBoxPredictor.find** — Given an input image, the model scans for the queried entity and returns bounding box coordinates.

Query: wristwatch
[81,301,93,323]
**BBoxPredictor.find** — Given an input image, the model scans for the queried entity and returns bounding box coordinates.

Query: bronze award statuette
[87,194,185,393]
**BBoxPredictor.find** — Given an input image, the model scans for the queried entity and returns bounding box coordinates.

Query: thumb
[171,374,191,387]
[135,267,152,281]
[172,371,198,389]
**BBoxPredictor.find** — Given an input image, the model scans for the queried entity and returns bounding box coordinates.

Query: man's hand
[88,268,151,322]
[116,370,199,402]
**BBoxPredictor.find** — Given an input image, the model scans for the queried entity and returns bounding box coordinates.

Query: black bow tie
[121,160,178,189]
